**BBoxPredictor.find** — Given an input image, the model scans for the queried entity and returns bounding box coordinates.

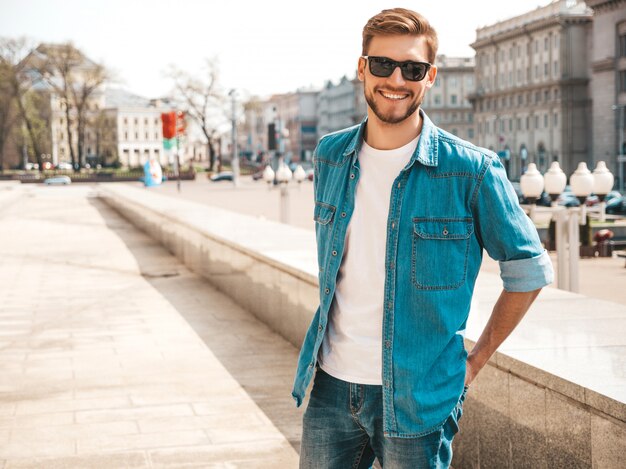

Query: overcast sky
[1,0,551,99]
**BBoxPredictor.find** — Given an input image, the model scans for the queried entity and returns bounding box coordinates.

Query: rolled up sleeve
[472,155,554,292]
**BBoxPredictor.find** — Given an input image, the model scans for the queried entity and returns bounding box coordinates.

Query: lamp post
[521,161,613,293]
[276,162,293,224]
[593,161,615,223]
[229,89,240,187]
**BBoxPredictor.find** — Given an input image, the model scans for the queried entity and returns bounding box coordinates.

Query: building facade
[470,0,593,180]
[267,90,319,162]
[422,55,476,143]
[317,76,367,139]
[587,0,626,189]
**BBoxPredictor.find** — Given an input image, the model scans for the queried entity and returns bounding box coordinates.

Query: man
[292,8,553,468]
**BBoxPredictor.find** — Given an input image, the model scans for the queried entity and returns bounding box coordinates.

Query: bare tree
[35,43,108,171]
[0,37,45,170]
[166,59,228,172]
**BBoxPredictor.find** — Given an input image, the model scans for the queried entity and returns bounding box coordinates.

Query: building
[269,90,319,162]
[470,0,593,180]
[317,75,366,139]
[587,0,626,189]
[422,55,476,143]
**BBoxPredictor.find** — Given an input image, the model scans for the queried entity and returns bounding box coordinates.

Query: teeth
[381,92,407,100]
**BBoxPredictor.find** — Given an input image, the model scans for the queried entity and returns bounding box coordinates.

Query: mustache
[374,86,413,95]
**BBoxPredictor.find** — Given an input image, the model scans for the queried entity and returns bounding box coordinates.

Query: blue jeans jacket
[292,110,554,438]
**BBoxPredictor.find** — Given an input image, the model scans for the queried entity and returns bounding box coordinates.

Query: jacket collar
[343,108,439,167]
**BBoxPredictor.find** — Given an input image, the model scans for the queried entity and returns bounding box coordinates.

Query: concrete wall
[100,184,626,469]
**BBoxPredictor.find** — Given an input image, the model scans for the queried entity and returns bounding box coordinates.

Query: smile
[379,91,409,100]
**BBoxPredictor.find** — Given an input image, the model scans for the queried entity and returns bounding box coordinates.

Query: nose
[387,65,406,86]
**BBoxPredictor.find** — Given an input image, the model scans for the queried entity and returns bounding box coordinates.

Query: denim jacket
[292,110,554,437]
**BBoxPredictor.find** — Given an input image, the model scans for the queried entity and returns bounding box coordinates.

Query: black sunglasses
[362,56,432,82]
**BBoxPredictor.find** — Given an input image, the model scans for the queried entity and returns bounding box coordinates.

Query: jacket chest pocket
[314,201,336,270]
[411,218,474,290]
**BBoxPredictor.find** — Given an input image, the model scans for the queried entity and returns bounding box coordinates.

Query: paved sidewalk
[0,184,301,468]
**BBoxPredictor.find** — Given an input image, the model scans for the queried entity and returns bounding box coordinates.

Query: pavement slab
[0,184,301,467]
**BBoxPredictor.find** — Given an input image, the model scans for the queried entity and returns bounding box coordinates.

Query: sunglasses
[362,56,432,82]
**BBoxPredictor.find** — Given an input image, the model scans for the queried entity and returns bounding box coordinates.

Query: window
[468,128,474,139]
[145,132,149,140]
[134,118,138,125]
[509,47,513,60]
[620,70,626,92]
[468,113,473,123]
[144,118,148,125]
[123,118,128,125]
[518,94,523,105]
[621,34,626,57]
[544,37,549,51]
[535,115,539,129]
[517,118,521,130]
[452,128,458,135]
[434,80,441,87]
[434,95,442,105]
[544,90,550,101]
[544,63,548,77]
[135,132,138,139]
[451,94,458,105]
[554,113,558,126]
[154,118,159,125]
[124,131,128,140]
[544,114,548,127]
[535,91,541,103]
[535,39,539,53]
[554,89,559,100]
[449,77,457,86]
[509,119,513,131]
[535,65,539,79]
[155,132,159,139]
[553,61,558,76]
[526,116,530,129]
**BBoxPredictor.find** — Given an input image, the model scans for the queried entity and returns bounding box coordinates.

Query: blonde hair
[362,8,438,63]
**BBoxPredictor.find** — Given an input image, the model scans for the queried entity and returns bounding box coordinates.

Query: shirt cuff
[499,249,554,292]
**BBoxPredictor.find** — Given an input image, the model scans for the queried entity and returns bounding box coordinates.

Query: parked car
[606,196,626,215]
[44,175,71,185]
[305,168,314,181]
[585,191,622,206]
[56,162,72,170]
[209,171,234,182]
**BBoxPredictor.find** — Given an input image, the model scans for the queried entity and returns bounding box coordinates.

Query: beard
[364,82,422,125]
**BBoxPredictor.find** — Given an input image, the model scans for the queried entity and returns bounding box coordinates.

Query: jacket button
[391,221,396,229]
[318,324,323,331]
[325,288,330,294]
[341,212,347,218]
[332,250,337,256]
[350,173,355,179]
[443,226,449,236]
[309,362,314,368]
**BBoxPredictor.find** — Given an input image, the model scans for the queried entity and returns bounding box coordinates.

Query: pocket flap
[314,202,336,225]
[413,218,473,240]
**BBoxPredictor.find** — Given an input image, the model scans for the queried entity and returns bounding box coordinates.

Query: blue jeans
[300,368,468,469]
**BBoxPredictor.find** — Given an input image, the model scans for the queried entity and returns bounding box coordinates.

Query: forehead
[367,35,429,62]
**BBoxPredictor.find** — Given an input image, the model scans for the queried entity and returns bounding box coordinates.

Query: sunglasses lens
[404,63,428,81]
[369,57,395,77]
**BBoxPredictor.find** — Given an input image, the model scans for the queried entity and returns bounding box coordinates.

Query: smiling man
[292,8,553,468]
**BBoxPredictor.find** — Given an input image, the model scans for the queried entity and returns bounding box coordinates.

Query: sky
[1,0,551,100]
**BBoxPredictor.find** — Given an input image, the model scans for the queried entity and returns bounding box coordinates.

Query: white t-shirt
[319,135,419,385]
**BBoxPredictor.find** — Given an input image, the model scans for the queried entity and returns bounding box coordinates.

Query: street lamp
[276,162,293,224]
[262,165,275,189]
[521,160,614,293]
[593,161,615,222]
[293,164,306,188]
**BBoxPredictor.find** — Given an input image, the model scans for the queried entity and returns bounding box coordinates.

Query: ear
[357,57,366,82]
[425,65,437,90]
